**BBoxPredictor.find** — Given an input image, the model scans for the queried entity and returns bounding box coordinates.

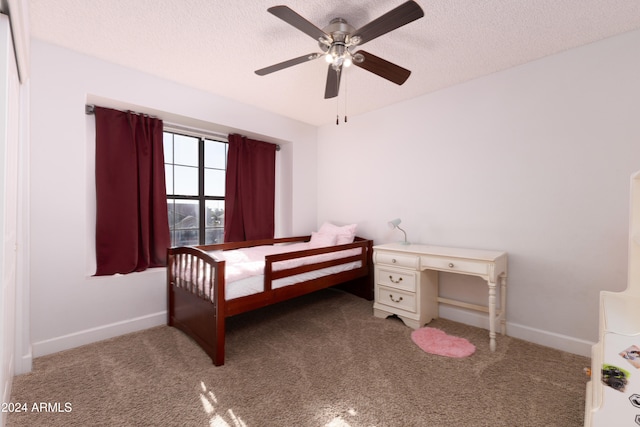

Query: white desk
[372,243,508,351]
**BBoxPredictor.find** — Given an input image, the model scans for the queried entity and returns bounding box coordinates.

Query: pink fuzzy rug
[411,327,476,358]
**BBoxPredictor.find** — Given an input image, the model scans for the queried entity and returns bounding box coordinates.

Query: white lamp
[388,218,409,245]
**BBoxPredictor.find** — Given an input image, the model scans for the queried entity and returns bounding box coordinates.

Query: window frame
[164,128,228,246]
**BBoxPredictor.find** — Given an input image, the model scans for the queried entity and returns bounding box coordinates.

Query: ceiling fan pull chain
[344,69,348,123]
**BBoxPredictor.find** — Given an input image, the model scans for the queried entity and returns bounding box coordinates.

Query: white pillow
[309,231,338,247]
[318,222,357,245]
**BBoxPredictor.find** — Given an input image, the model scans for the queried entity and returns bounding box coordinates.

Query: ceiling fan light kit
[319,18,362,70]
[255,1,424,103]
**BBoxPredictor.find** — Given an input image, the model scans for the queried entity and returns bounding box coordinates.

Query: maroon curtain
[224,134,276,242]
[94,106,171,275]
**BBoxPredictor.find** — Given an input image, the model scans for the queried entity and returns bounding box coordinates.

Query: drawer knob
[389,294,403,303]
[389,275,403,284]
[391,258,397,263]
[448,262,454,268]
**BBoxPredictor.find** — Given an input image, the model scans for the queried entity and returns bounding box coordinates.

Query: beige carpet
[8,288,589,426]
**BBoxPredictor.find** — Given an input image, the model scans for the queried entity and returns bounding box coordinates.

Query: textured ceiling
[28,0,640,126]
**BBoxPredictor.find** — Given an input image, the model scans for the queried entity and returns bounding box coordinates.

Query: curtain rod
[85,104,280,151]
[85,104,157,118]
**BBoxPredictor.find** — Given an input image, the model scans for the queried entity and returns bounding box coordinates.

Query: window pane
[205,200,224,227]
[205,139,227,169]
[164,165,173,194]
[174,165,198,196]
[205,168,225,197]
[167,199,199,246]
[205,200,224,245]
[173,134,199,166]
[171,199,199,229]
[167,199,175,232]
[163,132,173,163]
[174,229,200,247]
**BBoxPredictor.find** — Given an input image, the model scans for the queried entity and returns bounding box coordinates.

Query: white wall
[317,30,640,356]
[28,40,319,359]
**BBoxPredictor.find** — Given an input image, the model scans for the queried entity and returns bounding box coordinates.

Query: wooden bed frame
[167,235,373,366]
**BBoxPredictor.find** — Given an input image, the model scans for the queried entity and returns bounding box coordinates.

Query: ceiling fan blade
[255,53,323,76]
[268,6,330,42]
[353,0,424,46]
[324,65,342,99]
[353,50,411,85]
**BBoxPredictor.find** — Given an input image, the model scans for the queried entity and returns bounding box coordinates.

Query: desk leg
[500,274,507,335]
[488,280,497,352]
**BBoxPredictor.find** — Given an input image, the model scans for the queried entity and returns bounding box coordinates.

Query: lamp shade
[388,218,402,229]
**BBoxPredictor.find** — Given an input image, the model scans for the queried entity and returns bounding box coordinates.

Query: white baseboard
[439,305,594,358]
[32,311,166,358]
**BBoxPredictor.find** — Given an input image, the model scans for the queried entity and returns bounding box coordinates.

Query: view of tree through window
[164,130,228,246]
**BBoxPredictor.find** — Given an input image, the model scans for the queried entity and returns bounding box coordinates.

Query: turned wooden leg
[500,274,507,335]
[488,281,497,351]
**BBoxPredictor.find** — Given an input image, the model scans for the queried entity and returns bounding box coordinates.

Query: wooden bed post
[213,261,226,366]
[167,250,175,326]
[333,238,374,300]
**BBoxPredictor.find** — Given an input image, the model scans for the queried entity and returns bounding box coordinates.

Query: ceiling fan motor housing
[319,18,359,51]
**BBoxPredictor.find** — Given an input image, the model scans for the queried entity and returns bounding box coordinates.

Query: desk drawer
[376,286,416,313]
[421,255,488,276]
[375,252,419,269]
[376,267,417,292]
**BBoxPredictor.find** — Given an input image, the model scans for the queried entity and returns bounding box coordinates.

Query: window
[163,130,228,246]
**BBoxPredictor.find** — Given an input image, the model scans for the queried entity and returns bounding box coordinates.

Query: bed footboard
[167,246,226,365]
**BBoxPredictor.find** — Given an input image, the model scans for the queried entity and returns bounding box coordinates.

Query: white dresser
[373,243,508,351]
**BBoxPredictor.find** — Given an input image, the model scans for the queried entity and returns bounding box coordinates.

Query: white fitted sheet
[224,260,362,300]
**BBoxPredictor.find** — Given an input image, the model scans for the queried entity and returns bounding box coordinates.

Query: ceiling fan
[255,1,425,99]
